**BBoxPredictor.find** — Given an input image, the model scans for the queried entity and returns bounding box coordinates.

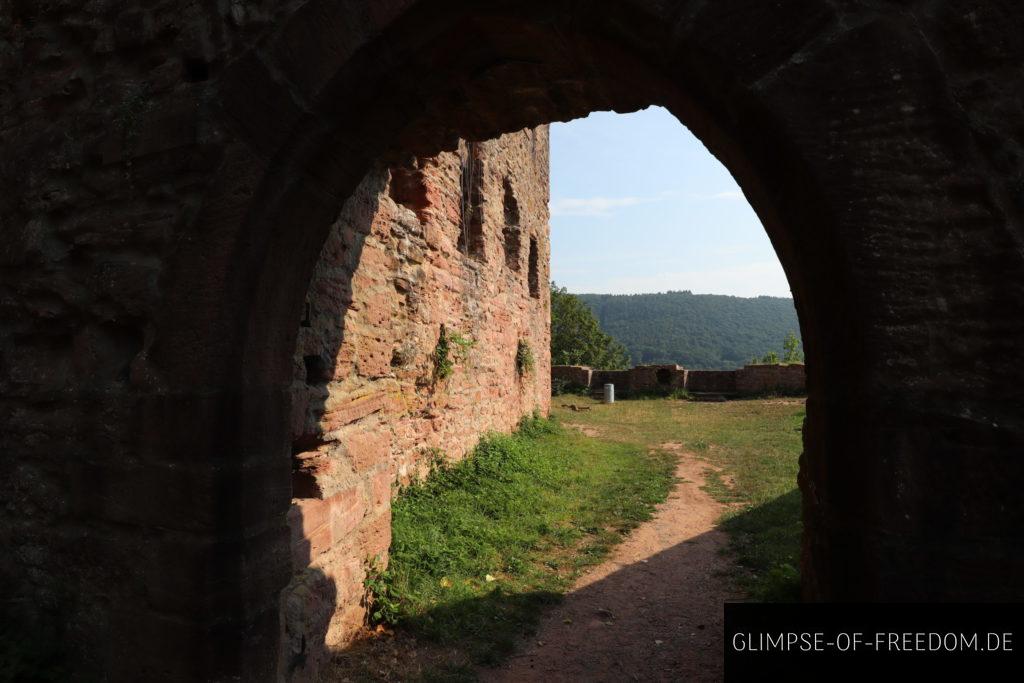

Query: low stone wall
[628,364,687,392]
[553,363,805,397]
[591,369,632,394]
[737,363,806,394]
[551,365,593,388]
[686,370,739,394]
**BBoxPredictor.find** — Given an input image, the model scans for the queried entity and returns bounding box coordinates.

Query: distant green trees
[576,290,802,370]
[550,283,630,369]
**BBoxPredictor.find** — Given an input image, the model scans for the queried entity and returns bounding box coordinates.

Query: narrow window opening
[528,236,540,298]
[389,158,430,221]
[458,141,486,260]
[303,354,329,385]
[502,178,522,270]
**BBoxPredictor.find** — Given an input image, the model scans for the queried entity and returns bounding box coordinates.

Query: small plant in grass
[515,339,535,377]
[364,557,400,626]
[433,324,475,382]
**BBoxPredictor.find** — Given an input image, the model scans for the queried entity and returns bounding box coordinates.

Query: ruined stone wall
[556,363,805,397]
[629,364,687,393]
[685,369,740,394]
[736,363,806,395]
[591,369,632,394]
[551,364,592,389]
[281,128,550,677]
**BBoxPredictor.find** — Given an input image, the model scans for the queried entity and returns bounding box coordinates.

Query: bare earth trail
[483,444,739,682]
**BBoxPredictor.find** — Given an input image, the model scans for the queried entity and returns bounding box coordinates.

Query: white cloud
[572,260,791,298]
[549,196,651,217]
[550,187,747,217]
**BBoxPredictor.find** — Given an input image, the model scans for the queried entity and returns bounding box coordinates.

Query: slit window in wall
[458,141,486,260]
[389,158,431,221]
[300,301,312,327]
[528,236,540,299]
[303,354,329,385]
[502,178,521,270]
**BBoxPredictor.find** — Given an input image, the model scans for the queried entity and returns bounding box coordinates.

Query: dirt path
[483,445,739,682]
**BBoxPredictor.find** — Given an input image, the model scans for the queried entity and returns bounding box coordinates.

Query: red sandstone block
[290,498,331,541]
[344,429,390,473]
[369,469,393,509]
[355,337,394,377]
[327,603,371,650]
[321,555,358,594]
[322,392,388,431]
[329,486,366,542]
[357,510,393,562]
[289,486,366,565]
[294,521,333,567]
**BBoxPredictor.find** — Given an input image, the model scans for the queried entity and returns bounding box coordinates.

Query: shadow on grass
[719,488,802,602]
[380,531,734,681]
[330,490,802,681]
[400,588,563,667]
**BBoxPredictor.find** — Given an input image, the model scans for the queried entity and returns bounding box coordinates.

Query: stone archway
[2,1,1023,680]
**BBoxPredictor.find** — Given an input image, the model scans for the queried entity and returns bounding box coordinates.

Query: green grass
[550,396,805,601]
[342,398,804,680]
[369,413,676,672]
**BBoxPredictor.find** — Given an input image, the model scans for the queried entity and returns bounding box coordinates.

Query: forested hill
[576,291,801,370]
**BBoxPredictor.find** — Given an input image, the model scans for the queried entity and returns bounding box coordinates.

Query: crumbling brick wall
[282,128,550,677]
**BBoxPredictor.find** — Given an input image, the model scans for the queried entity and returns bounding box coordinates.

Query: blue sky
[549,106,791,298]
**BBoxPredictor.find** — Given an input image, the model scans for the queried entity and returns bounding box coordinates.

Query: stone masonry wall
[551,364,592,389]
[555,363,805,397]
[735,363,806,395]
[282,128,550,677]
[685,369,740,394]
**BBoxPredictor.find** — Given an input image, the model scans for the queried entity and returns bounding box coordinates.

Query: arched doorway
[5,2,1022,680]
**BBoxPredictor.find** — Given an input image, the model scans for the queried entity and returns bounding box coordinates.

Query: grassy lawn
[552,395,805,601]
[339,413,677,679]
[335,397,804,679]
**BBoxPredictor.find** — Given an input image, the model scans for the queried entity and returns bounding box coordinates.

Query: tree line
[551,284,802,370]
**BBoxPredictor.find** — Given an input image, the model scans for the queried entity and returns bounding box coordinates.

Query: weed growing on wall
[432,324,476,382]
[515,339,535,377]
